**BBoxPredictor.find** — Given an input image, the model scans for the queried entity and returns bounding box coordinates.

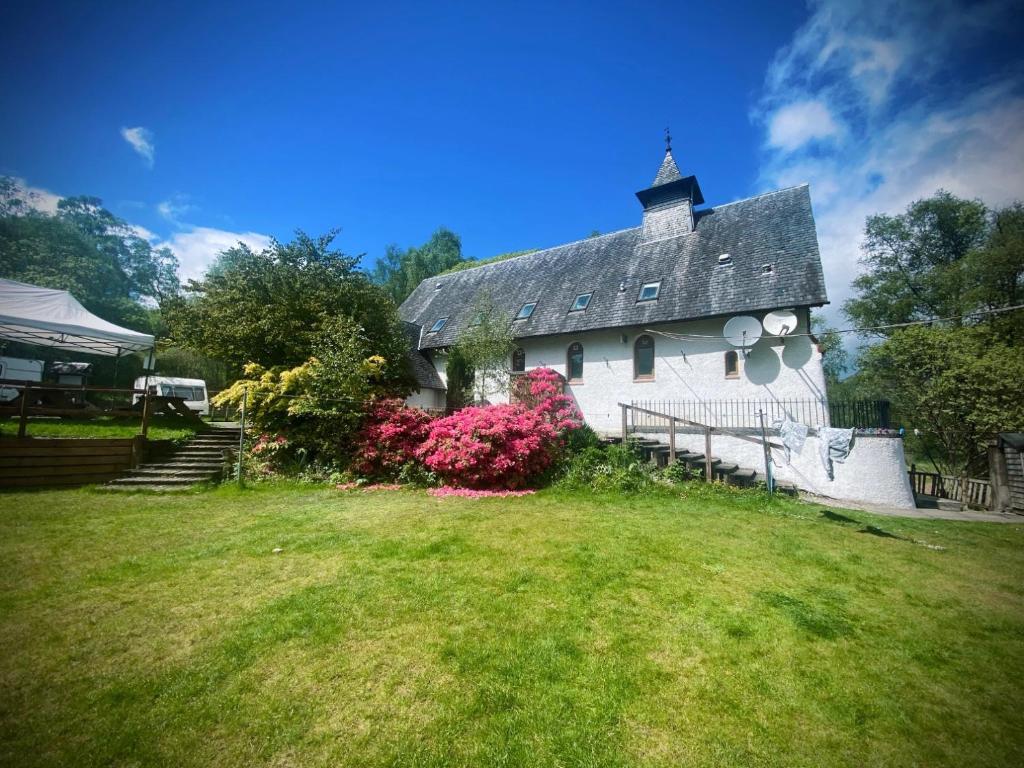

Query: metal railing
[630,398,891,430]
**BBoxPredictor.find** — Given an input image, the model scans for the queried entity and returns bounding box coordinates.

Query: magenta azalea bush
[351,368,582,489]
[352,398,433,479]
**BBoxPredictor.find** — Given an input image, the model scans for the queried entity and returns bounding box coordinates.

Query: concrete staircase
[105,428,240,491]
[610,435,798,495]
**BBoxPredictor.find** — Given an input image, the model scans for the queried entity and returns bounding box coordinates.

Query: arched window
[634,335,655,381]
[511,347,526,373]
[567,342,584,382]
[724,350,739,379]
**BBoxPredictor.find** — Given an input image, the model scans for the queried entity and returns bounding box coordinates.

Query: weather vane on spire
[665,126,672,153]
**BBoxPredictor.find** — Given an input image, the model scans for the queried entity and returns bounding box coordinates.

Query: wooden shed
[989,433,1024,513]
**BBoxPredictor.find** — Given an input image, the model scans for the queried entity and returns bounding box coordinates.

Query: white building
[399,142,916,508]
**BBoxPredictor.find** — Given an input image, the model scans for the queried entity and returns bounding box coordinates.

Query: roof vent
[718,253,732,265]
[619,280,626,292]
[435,282,443,290]
[761,263,774,276]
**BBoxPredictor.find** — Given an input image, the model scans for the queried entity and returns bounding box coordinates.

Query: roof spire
[665,125,672,153]
[651,130,682,187]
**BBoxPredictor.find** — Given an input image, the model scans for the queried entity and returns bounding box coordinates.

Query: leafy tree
[453,292,515,402]
[844,191,988,334]
[165,230,410,372]
[0,179,179,330]
[963,202,1024,341]
[859,325,1024,475]
[810,311,849,386]
[444,347,474,410]
[371,227,464,303]
[212,315,414,464]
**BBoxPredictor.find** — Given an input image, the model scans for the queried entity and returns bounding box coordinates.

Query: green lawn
[1,484,1023,767]
[0,414,196,441]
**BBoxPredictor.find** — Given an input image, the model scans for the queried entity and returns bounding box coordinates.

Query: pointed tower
[636,130,704,243]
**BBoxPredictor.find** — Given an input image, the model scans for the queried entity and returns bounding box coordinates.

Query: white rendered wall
[503,313,829,433]
[647,429,916,509]
[405,387,445,410]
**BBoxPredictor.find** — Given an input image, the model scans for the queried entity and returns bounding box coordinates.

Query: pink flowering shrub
[352,399,433,479]
[415,404,562,489]
[511,367,583,430]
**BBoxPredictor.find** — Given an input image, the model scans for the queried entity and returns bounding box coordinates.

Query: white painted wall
[405,387,445,410]
[640,429,916,509]
[493,313,829,433]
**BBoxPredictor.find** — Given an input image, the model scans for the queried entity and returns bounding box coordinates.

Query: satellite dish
[763,309,798,337]
[723,316,763,349]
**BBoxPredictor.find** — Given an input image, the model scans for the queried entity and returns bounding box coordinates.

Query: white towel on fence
[818,427,855,480]
[775,418,808,464]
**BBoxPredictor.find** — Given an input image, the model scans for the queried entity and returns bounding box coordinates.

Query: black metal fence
[630,398,891,430]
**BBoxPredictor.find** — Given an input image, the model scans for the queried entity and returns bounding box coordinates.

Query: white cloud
[767,100,842,152]
[3,177,61,213]
[157,227,272,283]
[755,0,1024,340]
[156,194,195,225]
[120,126,155,167]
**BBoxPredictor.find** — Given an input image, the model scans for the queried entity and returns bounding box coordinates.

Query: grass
[1,483,1023,767]
[0,414,196,441]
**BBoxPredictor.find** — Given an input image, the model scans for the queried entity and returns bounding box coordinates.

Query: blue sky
[2,0,1022,327]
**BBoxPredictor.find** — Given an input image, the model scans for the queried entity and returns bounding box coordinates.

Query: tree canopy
[371,227,464,303]
[845,190,1024,473]
[164,230,412,377]
[0,177,179,333]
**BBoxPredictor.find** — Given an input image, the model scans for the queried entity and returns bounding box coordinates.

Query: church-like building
[399,141,830,430]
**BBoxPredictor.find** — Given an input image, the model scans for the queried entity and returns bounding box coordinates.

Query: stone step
[145,460,224,470]
[727,469,758,487]
[126,469,220,479]
[107,476,202,487]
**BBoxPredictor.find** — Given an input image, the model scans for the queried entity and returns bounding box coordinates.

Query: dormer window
[515,302,537,321]
[637,281,661,302]
[428,317,448,334]
[569,293,593,312]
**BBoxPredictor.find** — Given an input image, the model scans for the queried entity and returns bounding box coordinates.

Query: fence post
[757,409,774,494]
[621,403,628,443]
[668,418,676,463]
[237,387,248,486]
[140,392,151,438]
[704,426,713,482]
[17,383,30,438]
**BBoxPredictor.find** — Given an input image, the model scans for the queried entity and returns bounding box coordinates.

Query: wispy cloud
[156,194,196,226]
[120,126,155,167]
[156,227,272,283]
[754,0,1024,332]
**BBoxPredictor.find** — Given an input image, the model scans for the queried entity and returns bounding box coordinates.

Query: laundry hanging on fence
[774,418,809,464]
[818,427,855,480]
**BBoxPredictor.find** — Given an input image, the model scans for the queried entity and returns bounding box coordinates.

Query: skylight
[569,292,593,312]
[428,317,448,333]
[637,281,661,302]
[515,302,537,321]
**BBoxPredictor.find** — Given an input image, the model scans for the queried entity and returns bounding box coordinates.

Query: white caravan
[0,356,44,402]
[133,376,210,416]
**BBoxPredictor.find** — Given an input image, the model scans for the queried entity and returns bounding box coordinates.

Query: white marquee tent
[0,278,155,357]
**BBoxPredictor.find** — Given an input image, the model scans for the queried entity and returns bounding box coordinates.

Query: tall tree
[0,179,178,331]
[844,191,988,334]
[453,291,515,401]
[371,227,464,303]
[164,230,411,374]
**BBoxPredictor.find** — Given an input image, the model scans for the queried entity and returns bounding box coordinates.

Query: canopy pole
[140,346,155,438]
[112,347,121,387]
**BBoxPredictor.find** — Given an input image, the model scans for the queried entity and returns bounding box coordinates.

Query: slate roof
[399,183,828,351]
[652,151,682,186]
[402,321,445,390]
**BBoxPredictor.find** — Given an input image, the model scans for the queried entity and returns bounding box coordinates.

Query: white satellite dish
[763,309,798,337]
[723,316,763,350]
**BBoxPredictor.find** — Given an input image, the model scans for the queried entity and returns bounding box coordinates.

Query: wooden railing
[908,466,992,509]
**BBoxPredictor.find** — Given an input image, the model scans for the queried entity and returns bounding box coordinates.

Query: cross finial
[665,126,672,153]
